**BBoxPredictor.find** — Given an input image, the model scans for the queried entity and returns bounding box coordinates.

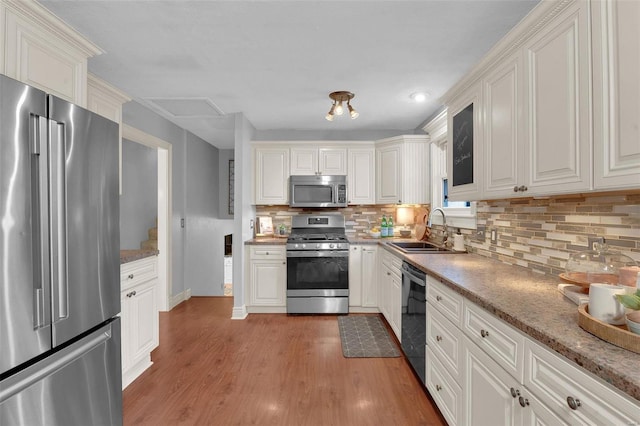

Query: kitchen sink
[387,241,460,254]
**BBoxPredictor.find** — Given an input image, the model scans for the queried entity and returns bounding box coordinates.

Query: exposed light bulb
[334,101,344,115]
[325,103,336,121]
[348,103,359,119]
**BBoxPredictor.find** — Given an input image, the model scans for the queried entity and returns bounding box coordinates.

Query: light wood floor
[123,297,446,426]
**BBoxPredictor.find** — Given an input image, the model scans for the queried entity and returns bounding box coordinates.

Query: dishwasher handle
[401,262,426,286]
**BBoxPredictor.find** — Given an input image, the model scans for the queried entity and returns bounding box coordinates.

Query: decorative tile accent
[337,316,400,358]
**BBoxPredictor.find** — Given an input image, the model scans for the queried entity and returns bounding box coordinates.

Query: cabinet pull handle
[566,396,581,410]
[436,295,442,302]
[518,396,529,407]
[480,329,489,338]
[128,274,134,279]
[436,335,442,342]
[436,385,442,392]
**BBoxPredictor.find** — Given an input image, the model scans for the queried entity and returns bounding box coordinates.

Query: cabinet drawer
[426,346,463,426]
[525,340,640,425]
[249,246,285,260]
[427,276,463,327]
[427,306,464,384]
[462,300,525,382]
[121,256,158,291]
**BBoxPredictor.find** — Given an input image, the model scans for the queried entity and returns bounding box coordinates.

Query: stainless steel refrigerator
[0,74,122,425]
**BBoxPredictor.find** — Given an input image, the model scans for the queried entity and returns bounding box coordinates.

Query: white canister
[453,233,465,251]
[588,283,627,325]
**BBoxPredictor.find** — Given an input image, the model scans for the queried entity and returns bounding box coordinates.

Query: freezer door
[0,318,123,426]
[48,96,120,346]
[0,75,52,373]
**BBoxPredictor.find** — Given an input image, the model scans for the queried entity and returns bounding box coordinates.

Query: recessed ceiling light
[410,92,429,103]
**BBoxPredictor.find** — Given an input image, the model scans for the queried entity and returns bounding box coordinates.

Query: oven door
[286,250,349,297]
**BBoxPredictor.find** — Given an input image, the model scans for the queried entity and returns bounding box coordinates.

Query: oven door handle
[286,251,350,258]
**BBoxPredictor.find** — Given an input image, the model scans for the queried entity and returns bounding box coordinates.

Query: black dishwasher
[401,261,427,385]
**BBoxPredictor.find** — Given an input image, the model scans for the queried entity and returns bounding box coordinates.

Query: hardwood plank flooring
[123,297,446,426]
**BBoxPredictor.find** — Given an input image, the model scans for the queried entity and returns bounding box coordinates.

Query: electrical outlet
[490,228,498,244]
[588,236,604,250]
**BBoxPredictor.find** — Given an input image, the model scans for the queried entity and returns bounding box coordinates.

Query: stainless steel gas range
[286,215,349,314]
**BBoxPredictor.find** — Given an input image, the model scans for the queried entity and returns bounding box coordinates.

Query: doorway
[122,124,172,311]
[224,234,233,296]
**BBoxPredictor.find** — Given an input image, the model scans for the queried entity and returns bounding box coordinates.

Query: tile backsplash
[255,191,639,278]
[466,192,640,276]
[254,205,428,237]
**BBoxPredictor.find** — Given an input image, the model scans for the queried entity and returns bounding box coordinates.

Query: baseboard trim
[231,305,248,320]
[169,288,192,310]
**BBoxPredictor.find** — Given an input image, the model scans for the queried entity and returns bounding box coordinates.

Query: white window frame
[426,110,477,230]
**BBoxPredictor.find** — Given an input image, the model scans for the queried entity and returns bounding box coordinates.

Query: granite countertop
[120,249,159,264]
[380,245,640,402]
[245,236,288,245]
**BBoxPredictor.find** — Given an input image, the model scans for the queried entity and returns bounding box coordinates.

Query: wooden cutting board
[414,207,430,241]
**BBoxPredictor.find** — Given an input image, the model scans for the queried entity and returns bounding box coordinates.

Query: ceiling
[39,0,540,150]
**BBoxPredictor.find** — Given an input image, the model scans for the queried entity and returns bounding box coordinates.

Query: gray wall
[123,100,233,298]
[120,139,158,249]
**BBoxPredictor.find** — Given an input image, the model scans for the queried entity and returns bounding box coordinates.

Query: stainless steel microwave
[289,175,347,208]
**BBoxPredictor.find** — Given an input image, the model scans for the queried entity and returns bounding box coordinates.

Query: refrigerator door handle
[32,115,51,329]
[49,119,68,321]
[0,325,112,403]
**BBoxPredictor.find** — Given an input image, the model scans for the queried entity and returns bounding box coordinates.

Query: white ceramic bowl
[626,312,640,335]
[368,231,381,239]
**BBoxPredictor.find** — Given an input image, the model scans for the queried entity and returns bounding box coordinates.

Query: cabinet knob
[518,185,528,192]
[480,329,489,338]
[398,200,402,203]
[436,295,442,302]
[282,261,285,265]
[513,186,519,192]
[518,396,529,408]
[387,272,391,276]
[510,387,520,398]
[126,290,137,298]
[266,252,269,255]
[566,396,581,410]
[436,384,442,392]
[436,335,442,342]
[128,274,134,279]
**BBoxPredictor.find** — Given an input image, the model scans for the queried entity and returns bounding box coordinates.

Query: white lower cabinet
[121,256,159,389]
[349,245,378,311]
[246,245,286,313]
[378,249,402,340]
[425,278,639,425]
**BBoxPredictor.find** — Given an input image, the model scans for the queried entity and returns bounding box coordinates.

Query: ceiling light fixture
[326,91,358,121]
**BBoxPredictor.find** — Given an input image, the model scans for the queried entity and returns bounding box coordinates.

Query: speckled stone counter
[380,245,640,402]
[120,249,159,264]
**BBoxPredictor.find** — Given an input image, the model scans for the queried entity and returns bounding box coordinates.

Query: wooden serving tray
[578,304,640,354]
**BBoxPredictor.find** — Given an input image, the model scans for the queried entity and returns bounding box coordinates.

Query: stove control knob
[294,244,299,249]
[301,244,306,249]
[330,243,335,249]
[316,244,320,249]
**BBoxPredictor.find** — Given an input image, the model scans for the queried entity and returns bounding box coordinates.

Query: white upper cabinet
[592,0,640,190]
[483,53,525,199]
[1,0,102,107]
[290,146,347,175]
[254,146,290,205]
[522,0,592,195]
[446,85,483,201]
[376,135,430,204]
[347,146,376,205]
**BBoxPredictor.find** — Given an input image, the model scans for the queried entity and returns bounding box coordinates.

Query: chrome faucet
[427,208,449,245]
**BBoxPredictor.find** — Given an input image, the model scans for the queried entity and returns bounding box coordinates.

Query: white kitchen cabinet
[290,146,347,176]
[378,248,402,340]
[375,135,430,204]
[246,245,286,312]
[525,339,640,425]
[426,346,464,426]
[427,304,464,384]
[463,334,522,426]
[446,84,483,201]
[348,245,378,311]
[253,146,289,205]
[121,256,159,389]
[1,0,102,107]
[87,74,131,195]
[483,52,525,199]
[521,0,592,195]
[347,147,376,205]
[592,0,640,190]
